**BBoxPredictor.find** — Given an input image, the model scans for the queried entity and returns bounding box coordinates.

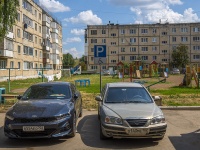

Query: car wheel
[69,113,76,137]
[100,123,108,140]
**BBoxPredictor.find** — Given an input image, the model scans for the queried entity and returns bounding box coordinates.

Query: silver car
[95,82,167,140]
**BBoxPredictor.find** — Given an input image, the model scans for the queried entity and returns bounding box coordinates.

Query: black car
[4,82,82,139]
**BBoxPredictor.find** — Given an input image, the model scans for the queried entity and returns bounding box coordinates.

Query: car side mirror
[152,96,162,106]
[17,95,22,100]
[95,95,102,101]
[152,96,161,100]
[74,93,78,99]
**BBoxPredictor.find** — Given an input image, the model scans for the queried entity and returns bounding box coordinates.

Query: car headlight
[56,113,71,120]
[105,116,122,125]
[151,115,165,125]
[5,115,14,121]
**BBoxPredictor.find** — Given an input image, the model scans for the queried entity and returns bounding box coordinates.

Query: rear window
[105,87,153,103]
[22,84,71,100]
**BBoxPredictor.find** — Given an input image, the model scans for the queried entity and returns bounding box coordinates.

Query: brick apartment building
[0,0,63,81]
[85,22,200,72]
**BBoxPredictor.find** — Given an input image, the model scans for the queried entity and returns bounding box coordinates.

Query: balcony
[6,32,14,39]
[52,28,58,34]
[43,45,50,51]
[43,58,50,63]
[53,59,60,64]
[0,50,13,57]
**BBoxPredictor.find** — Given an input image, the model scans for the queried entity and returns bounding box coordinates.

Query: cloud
[71,29,85,35]
[64,10,102,25]
[63,47,82,58]
[63,37,82,45]
[39,0,70,12]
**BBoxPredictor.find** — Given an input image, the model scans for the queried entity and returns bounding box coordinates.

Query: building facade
[85,22,200,71]
[0,0,63,81]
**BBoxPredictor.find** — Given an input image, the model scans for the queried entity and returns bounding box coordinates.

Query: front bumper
[4,117,73,139]
[101,123,167,139]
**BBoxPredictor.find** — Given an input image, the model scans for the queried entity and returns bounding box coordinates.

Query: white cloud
[39,0,70,12]
[71,29,85,35]
[63,37,82,45]
[108,0,199,24]
[64,10,102,25]
[63,47,82,58]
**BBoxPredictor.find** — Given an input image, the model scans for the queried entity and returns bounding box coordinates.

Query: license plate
[126,128,149,136]
[23,126,44,132]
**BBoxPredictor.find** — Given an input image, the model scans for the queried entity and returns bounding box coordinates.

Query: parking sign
[94,45,106,65]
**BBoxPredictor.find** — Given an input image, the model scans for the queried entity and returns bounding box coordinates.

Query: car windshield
[21,84,71,100]
[105,87,153,103]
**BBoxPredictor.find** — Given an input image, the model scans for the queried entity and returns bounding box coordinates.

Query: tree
[79,55,87,71]
[0,0,19,41]
[62,53,75,68]
[171,44,189,68]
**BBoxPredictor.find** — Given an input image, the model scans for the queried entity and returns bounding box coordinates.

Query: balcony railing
[0,50,13,57]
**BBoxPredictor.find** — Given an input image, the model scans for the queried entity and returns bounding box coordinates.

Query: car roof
[107,82,143,88]
[32,81,71,86]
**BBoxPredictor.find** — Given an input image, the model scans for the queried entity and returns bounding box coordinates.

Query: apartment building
[85,22,200,71]
[0,0,63,81]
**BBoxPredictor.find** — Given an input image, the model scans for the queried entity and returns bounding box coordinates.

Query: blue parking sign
[94,45,106,57]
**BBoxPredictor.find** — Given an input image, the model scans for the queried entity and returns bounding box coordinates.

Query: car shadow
[0,126,68,148]
[169,129,200,150]
[77,114,160,149]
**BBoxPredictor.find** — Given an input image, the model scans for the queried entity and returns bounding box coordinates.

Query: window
[102,39,106,43]
[102,29,106,34]
[121,47,125,52]
[193,55,200,59]
[17,13,20,22]
[193,27,200,32]
[152,37,157,42]
[162,41,167,44]
[111,33,116,36]
[111,42,116,45]
[91,39,97,43]
[23,31,33,41]
[10,61,14,68]
[193,37,200,41]
[35,36,37,44]
[40,51,42,58]
[39,26,41,33]
[39,13,41,20]
[91,57,93,61]
[130,56,136,60]
[130,38,136,43]
[153,56,157,60]
[162,59,167,62]
[23,46,33,56]
[162,32,167,35]
[35,50,37,57]
[17,29,20,38]
[121,56,125,61]
[130,29,136,34]
[152,28,156,34]
[152,46,157,51]
[91,66,97,70]
[130,47,136,52]
[181,37,188,42]
[35,23,37,31]
[23,14,33,28]
[22,0,32,13]
[111,60,116,63]
[91,48,94,52]
[162,50,167,54]
[121,29,125,34]
[172,28,176,33]
[141,38,148,42]
[0,60,6,69]
[23,61,33,70]
[121,38,125,43]
[181,27,188,32]
[193,46,200,50]
[141,56,148,60]
[141,29,148,34]
[111,51,116,54]
[18,45,21,53]
[35,10,37,17]
[5,39,13,50]
[172,37,176,42]
[141,47,148,51]
[18,62,20,69]
[91,30,97,35]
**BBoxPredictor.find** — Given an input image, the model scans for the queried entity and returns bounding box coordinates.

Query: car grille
[126,119,148,127]
[13,129,55,137]
[14,117,56,123]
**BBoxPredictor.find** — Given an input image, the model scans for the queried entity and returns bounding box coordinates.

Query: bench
[75,79,90,87]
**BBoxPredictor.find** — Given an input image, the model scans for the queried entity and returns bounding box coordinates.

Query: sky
[36,0,200,59]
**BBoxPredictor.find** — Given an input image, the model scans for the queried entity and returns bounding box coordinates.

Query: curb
[160,106,200,110]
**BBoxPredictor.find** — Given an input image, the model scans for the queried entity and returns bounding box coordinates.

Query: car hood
[104,103,162,119]
[7,99,72,118]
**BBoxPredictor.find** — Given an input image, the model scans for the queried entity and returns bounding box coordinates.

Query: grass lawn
[1,74,200,112]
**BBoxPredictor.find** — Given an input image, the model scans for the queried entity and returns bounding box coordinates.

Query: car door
[98,85,107,118]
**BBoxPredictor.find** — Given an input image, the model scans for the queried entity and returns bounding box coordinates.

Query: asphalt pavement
[0,109,200,150]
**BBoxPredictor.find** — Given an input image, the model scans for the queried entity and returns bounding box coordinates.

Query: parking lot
[0,109,200,150]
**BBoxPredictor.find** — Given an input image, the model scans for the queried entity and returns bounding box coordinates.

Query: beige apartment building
[0,0,63,81]
[85,22,200,72]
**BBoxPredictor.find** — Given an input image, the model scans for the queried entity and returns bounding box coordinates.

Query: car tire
[69,113,76,137]
[100,123,108,140]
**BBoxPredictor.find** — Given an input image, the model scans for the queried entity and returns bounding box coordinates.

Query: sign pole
[100,64,102,93]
